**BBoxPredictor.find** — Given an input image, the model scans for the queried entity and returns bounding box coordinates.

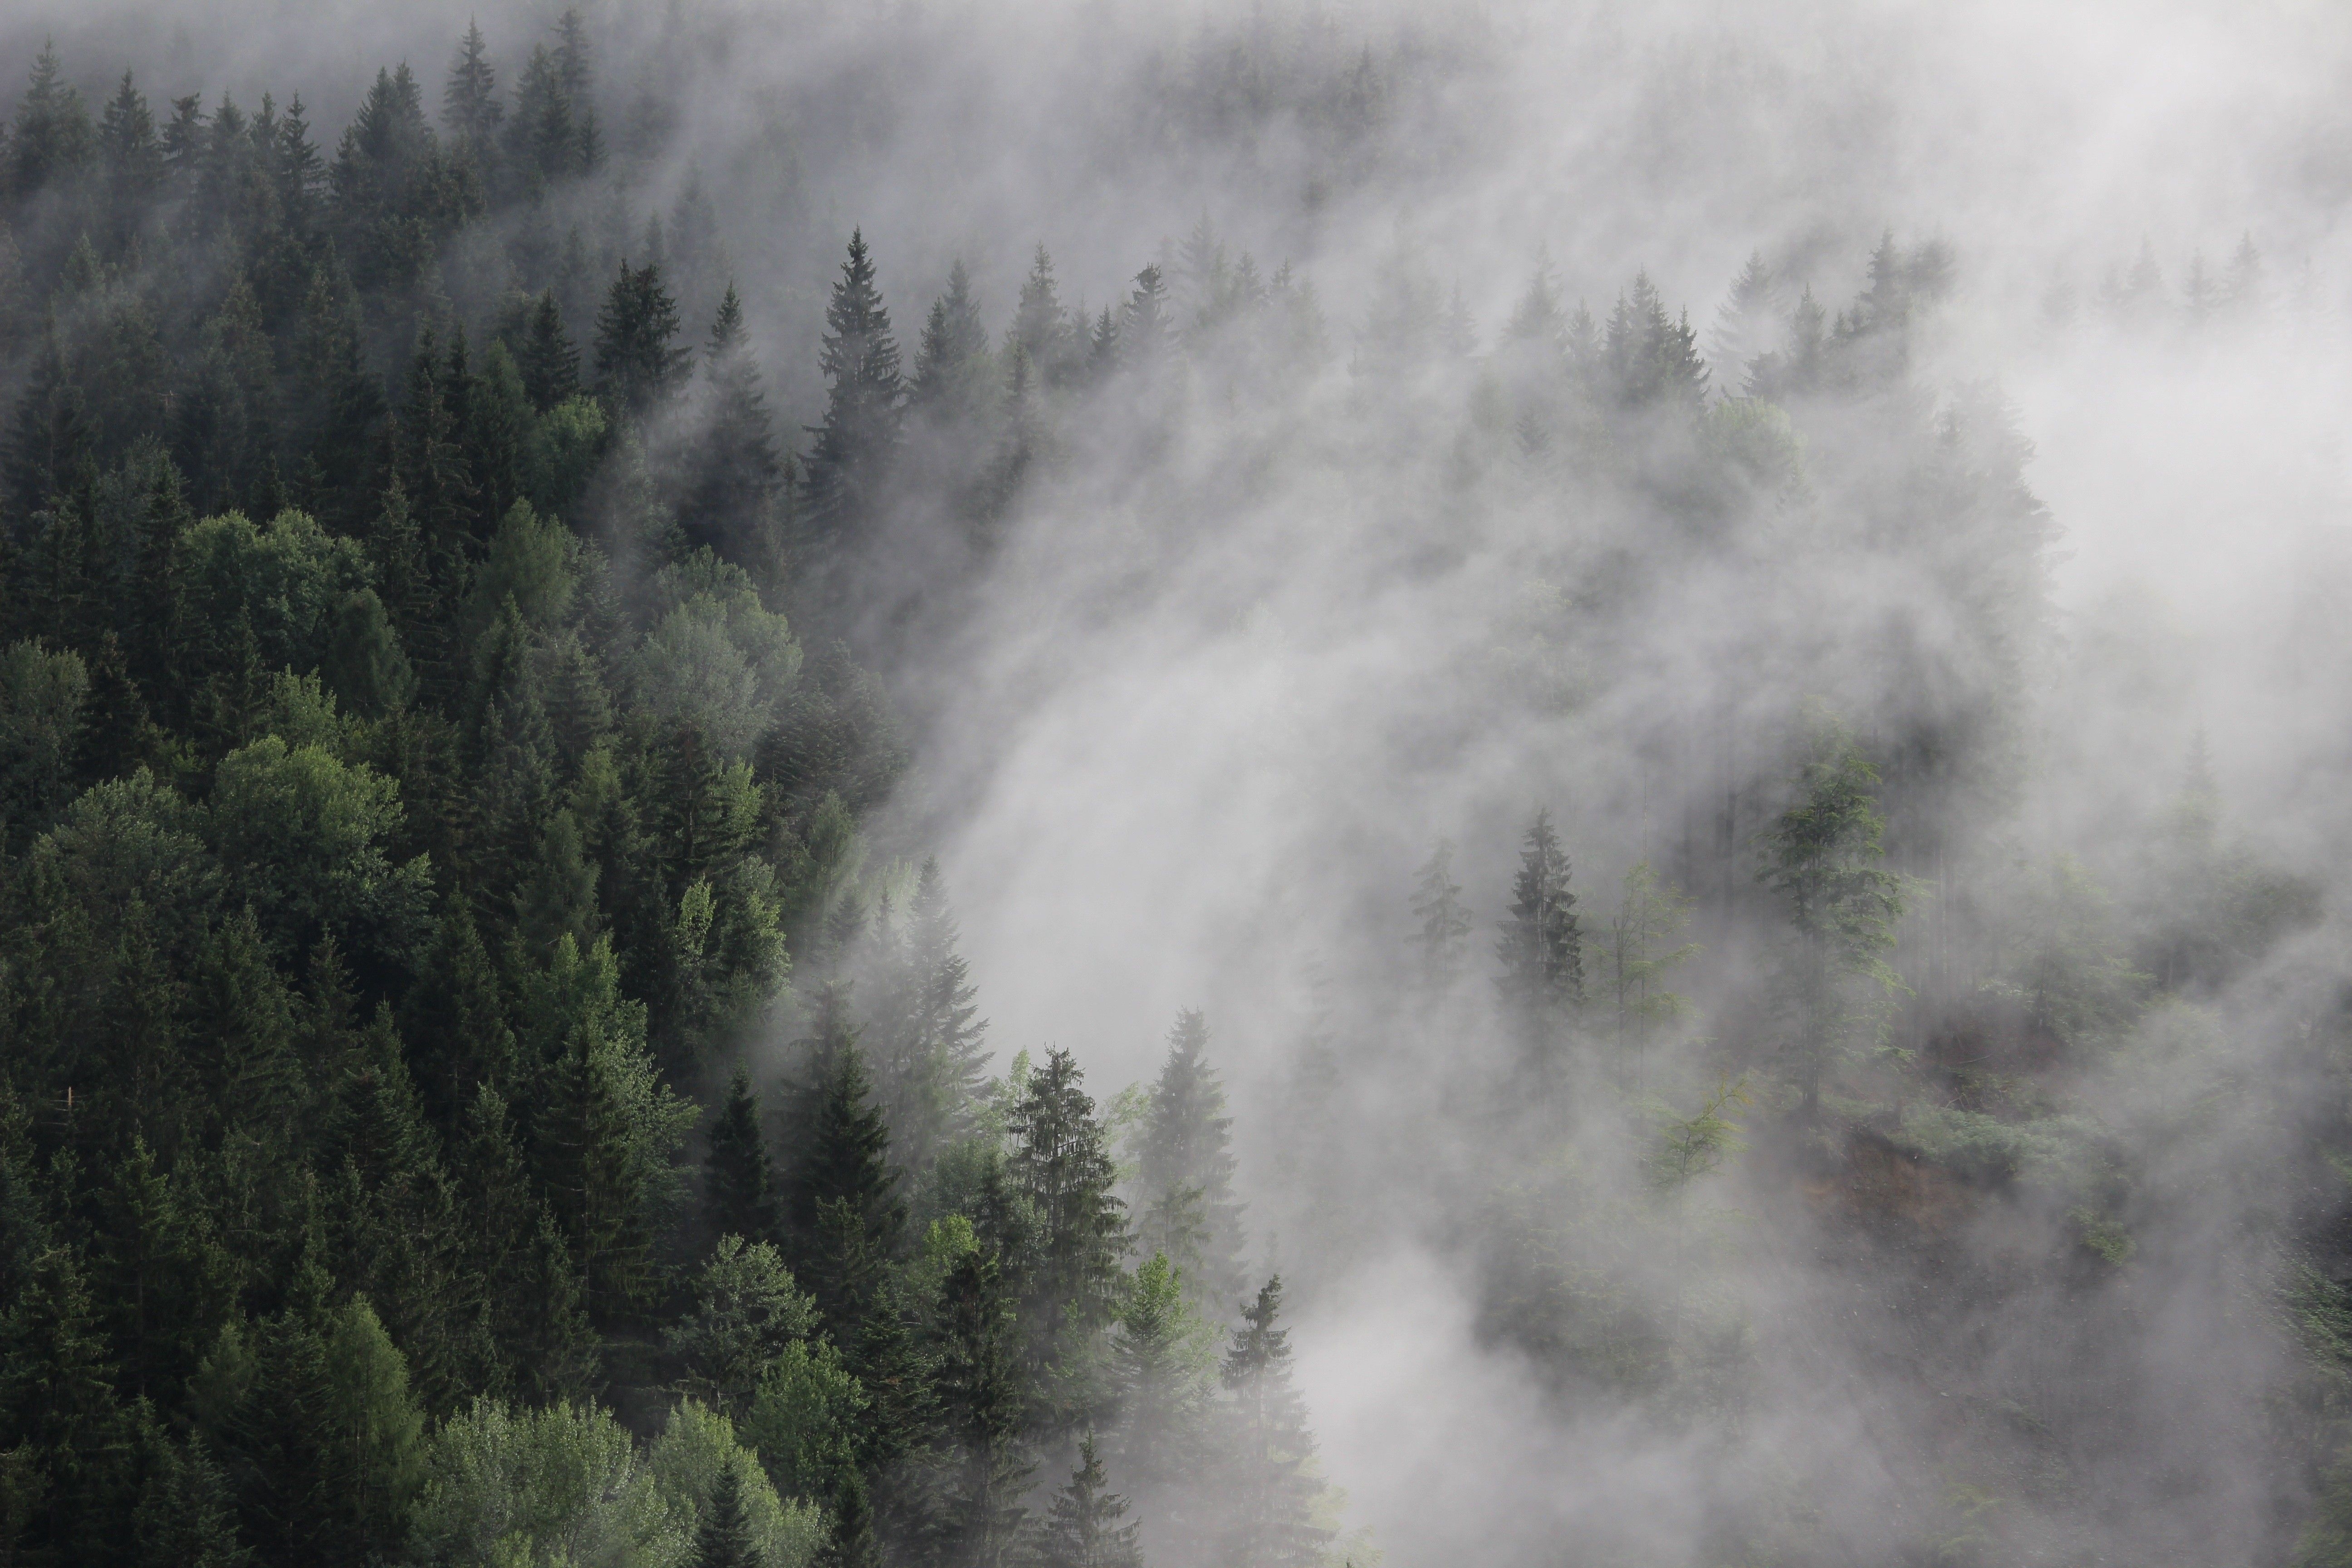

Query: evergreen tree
[705,1064,780,1247]
[1134,1011,1246,1316]
[1496,808,1583,1088]
[1409,838,1473,991]
[931,1245,1032,1568]
[442,20,504,154]
[691,1463,759,1568]
[1010,244,1076,387]
[912,259,993,423]
[684,281,784,558]
[802,230,904,544]
[1119,265,1174,367]
[594,259,691,419]
[1757,712,1906,1116]
[515,289,583,412]
[876,857,990,1173]
[1036,1435,1143,1568]
[1008,1048,1127,1420]
[1710,249,1781,388]
[9,42,94,201]
[783,1011,905,1332]
[1218,1277,1331,1568]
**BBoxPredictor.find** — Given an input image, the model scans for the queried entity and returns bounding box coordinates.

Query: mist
[2,1,2350,1566]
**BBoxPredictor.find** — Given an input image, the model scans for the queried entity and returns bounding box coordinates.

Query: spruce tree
[931,1245,1032,1568]
[705,1064,779,1247]
[1036,1435,1143,1568]
[1119,265,1173,367]
[692,1464,759,1568]
[442,21,503,154]
[802,230,904,544]
[1135,1011,1246,1316]
[783,1004,905,1331]
[594,260,691,420]
[515,290,582,412]
[877,857,989,1173]
[684,281,783,559]
[1218,1276,1332,1568]
[1008,1048,1127,1418]
[1497,808,1582,1091]
[912,259,992,423]
[1409,838,1473,991]
[1710,249,1781,390]
[1010,244,1076,386]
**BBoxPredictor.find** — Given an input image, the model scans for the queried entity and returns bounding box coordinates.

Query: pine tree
[1120,265,1175,367]
[1135,1011,1246,1316]
[2225,232,2265,314]
[912,259,993,423]
[443,21,503,155]
[515,289,582,412]
[1409,838,1473,991]
[1037,1435,1143,1568]
[684,281,783,558]
[9,42,94,201]
[594,260,691,419]
[1710,249,1781,388]
[705,1064,779,1247]
[1497,809,1582,1091]
[98,71,163,248]
[1757,711,1906,1116]
[931,1245,1032,1568]
[1008,1048,1127,1419]
[1010,244,1076,387]
[783,1009,905,1331]
[1219,1276,1332,1568]
[691,1456,760,1568]
[1109,1251,1211,1515]
[877,857,990,1173]
[802,230,904,544]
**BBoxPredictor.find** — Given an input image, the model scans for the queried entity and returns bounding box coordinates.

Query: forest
[0,3,2348,1566]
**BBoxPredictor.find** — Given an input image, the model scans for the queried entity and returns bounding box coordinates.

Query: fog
[11,0,2352,1562]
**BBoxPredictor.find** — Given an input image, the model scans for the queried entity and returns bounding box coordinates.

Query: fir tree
[443,21,503,152]
[1036,1435,1143,1568]
[684,281,783,558]
[931,1245,1032,1568]
[783,1010,905,1331]
[1497,809,1582,1091]
[1008,1048,1127,1420]
[1010,244,1076,386]
[1409,838,1473,991]
[594,259,691,419]
[1135,1011,1246,1316]
[705,1064,779,1248]
[1710,249,1781,388]
[912,259,993,423]
[692,1464,759,1568]
[514,289,582,412]
[1219,1276,1332,1568]
[802,230,904,544]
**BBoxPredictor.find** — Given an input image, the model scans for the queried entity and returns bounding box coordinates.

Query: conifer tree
[1135,1011,1246,1316]
[684,281,783,558]
[1757,712,1906,1116]
[1219,1276,1332,1568]
[1010,244,1077,386]
[9,43,93,201]
[515,289,582,412]
[912,259,993,423]
[1497,808,1583,1078]
[931,1245,1032,1568]
[1409,838,1473,991]
[705,1064,779,1248]
[595,259,691,419]
[1008,1048,1127,1418]
[691,1463,759,1568]
[443,21,503,154]
[1607,861,1699,1092]
[783,1010,905,1331]
[803,230,904,544]
[1037,1434,1143,1568]
[1710,249,1781,389]
[876,857,990,1173]
[1119,265,1174,367]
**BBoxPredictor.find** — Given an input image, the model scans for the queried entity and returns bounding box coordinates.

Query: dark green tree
[1036,1434,1142,1568]
[594,260,691,420]
[705,1063,779,1247]
[802,230,904,544]
[1496,808,1583,1089]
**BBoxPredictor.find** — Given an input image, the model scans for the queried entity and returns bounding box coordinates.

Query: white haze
[16,0,2352,1561]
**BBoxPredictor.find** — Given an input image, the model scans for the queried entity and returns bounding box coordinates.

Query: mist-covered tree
[1757,712,1907,1116]
[803,230,904,545]
[1709,249,1781,389]
[912,259,994,424]
[705,1064,780,1248]
[595,259,692,420]
[1409,838,1473,991]
[1007,1048,1128,1422]
[1218,1276,1332,1568]
[683,281,784,559]
[1497,808,1583,1088]
[1035,1434,1143,1568]
[1133,1010,1246,1316]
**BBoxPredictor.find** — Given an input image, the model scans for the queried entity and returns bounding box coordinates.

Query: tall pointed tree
[802,230,904,544]
[1497,808,1582,1092]
[1134,1010,1246,1316]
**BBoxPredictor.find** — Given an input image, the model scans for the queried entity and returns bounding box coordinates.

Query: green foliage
[666,1236,820,1421]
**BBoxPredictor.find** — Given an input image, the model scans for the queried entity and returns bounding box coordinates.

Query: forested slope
[0,7,2347,1568]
